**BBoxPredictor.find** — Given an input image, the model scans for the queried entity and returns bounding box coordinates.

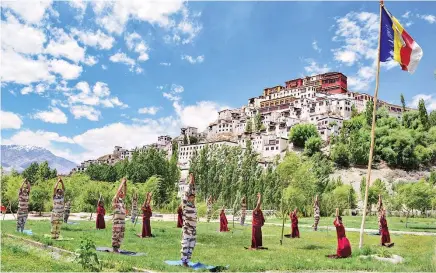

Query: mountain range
[1,145,77,175]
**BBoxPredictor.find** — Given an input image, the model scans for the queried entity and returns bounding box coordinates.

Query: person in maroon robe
[290,208,300,238]
[251,193,265,249]
[332,208,351,258]
[380,209,394,247]
[219,206,230,232]
[177,203,183,228]
[141,192,152,238]
[96,198,106,230]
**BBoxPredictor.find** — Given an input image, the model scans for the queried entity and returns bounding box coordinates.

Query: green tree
[30,184,50,216]
[365,101,374,126]
[245,119,253,133]
[183,134,188,145]
[400,93,406,112]
[254,113,263,132]
[429,111,436,127]
[351,104,358,118]
[331,143,350,167]
[22,162,39,183]
[289,124,319,148]
[304,136,322,156]
[418,98,429,129]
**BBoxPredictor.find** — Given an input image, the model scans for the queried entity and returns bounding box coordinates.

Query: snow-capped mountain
[1,145,77,174]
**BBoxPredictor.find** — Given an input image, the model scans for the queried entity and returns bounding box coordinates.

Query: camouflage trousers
[313,215,320,231]
[63,210,70,223]
[131,211,137,223]
[240,214,246,226]
[51,219,62,239]
[206,209,212,223]
[181,232,196,263]
[16,214,28,232]
[112,225,125,249]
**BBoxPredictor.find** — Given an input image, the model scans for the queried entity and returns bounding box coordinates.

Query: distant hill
[1,145,77,175]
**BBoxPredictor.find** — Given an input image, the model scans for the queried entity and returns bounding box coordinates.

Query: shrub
[289,124,319,148]
[331,143,350,167]
[304,136,323,156]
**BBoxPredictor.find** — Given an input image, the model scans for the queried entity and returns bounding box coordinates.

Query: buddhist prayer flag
[380,5,423,74]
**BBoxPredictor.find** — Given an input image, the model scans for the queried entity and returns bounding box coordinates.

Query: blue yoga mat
[165,260,229,271]
[22,230,33,235]
[96,247,146,256]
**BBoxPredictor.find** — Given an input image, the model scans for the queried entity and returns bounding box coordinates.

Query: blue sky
[1,1,435,164]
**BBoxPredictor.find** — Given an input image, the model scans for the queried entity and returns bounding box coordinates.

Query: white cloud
[45,28,85,63]
[71,28,114,50]
[0,50,54,85]
[333,50,358,66]
[1,14,46,54]
[92,1,185,35]
[109,52,136,68]
[418,14,436,24]
[138,106,160,115]
[157,85,164,90]
[163,92,180,101]
[402,11,411,19]
[304,59,330,75]
[32,107,68,124]
[48,59,83,80]
[312,40,321,53]
[408,94,436,111]
[125,32,150,62]
[173,101,228,131]
[1,0,53,24]
[160,62,171,66]
[1,110,23,130]
[171,84,184,93]
[20,86,33,95]
[101,64,108,70]
[84,56,98,66]
[70,105,101,121]
[68,0,87,20]
[161,84,184,101]
[181,54,204,64]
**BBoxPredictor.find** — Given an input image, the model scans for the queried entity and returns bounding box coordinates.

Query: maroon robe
[177,206,183,228]
[290,212,300,238]
[380,215,391,245]
[141,205,152,237]
[334,219,352,258]
[220,211,229,232]
[251,209,265,248]
[96,201,106,229]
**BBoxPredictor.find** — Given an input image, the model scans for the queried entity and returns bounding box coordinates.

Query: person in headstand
[377,194,383,235]
[290,208,300,238]
[51,177,65,239]
[96,197,106,230]
[251,193,265,249]
[219,206,229,232]
[112,178,127,253]
[332,208,351,258]
[313,195,320,231]
[380,208,394,247]
[181,173,197,267]
[131,192,138,224]
[63,200,71,223]
[206,196,213,223]
[141,192,153,238]
[177,203,183,228]
[240,196,247,226]
[17,179,30,232]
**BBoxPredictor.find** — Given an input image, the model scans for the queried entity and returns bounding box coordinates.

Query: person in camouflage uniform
[206,196,212,223]
[112,178,127,253]
[377,195,383,235]
[51,177,65,239]
[131,192,138,223]
[181,173,197,266]
[313,195,320,231]
[17,179,31,232]
[240,196,247,226]
[63,201,71,223]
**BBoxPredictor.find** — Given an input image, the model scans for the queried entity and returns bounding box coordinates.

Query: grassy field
[265,215,436,232]
[1,219,436,272]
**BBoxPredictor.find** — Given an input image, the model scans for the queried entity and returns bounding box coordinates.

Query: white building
[178,140,239,167]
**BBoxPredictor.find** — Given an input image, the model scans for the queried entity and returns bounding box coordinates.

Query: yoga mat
[22,230,33,235]
[244,246,268,250]
[67,222,77,225]
[43,234,74,241]
[165,260,229,272]
[96,247,146,256]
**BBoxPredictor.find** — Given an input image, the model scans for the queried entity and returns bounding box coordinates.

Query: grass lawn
[266,215,436,233]
[1,219,436,272]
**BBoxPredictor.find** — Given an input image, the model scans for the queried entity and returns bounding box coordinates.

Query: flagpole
[359,0,384,249]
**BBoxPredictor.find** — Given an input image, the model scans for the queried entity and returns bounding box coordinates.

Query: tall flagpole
[359,0,384,249]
